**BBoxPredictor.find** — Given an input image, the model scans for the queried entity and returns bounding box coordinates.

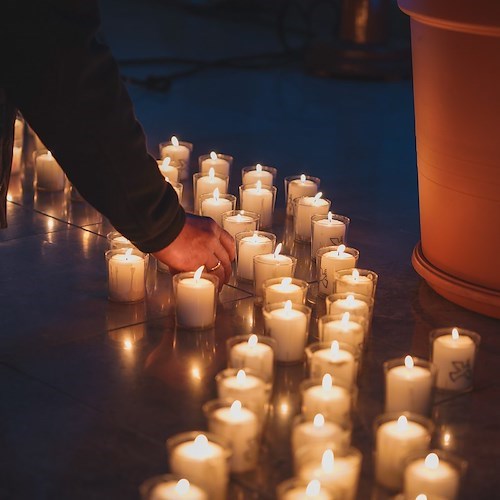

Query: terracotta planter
[399,0,500,318]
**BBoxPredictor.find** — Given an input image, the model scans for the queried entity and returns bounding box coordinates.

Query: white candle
[328,294,370,320]
[229,334,274,382]
[161,136,190,162]
[237,232,274,281]
[157,157,179,182]
[243,163,274,186]
[166,179,183,201]
[11,145,22,175]
[310,341,356,390]
[148,478,207,500]
[264,277,304,305]
[222,213,258,238]
[302,374,352,424]
[194,168,227,212]
[311,212,347,258]
[318,245,357,296]
[280,479,331,500]
[200,188,233,226]
[264,300,308,363]
[320,312,365,352]
[254,243,294,297]
[432,328,477,391]
[108,249,145,302]
[294,193,330,242]
[405,453,461,500]
[176,266,216,329]
[200,151,230,177]
[385,356,434,415]
[336,269,374,297]
[292,414,346,456]
[169,434,228,500]
[287,174,319,215]
[208,400,259,473]
[35,151,66,191]
[375,415,431,491]
[240,180,275,228]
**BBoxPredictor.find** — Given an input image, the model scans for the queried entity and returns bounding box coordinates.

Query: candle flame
[213,187,220,201]
[171,136,179,147]
[341,311,350,327]
[305,480,321,497]
[123,339,133,351]
[328,211,333,223]
[124,248,133,260]
[256,163,262,172]
[175,479,191,495]
[331,340,340,357]
[208,167,215,180]
[405,355,414,369]
[300,174,306,183]
[346,294,355,305]
[284,300,293,315]
[397,415,408,431]
[236,369,247,384]
[248,334,258,347]
[273,243,282,258]
[256,180,262,192]
[230,400,242,416]
[281,277,292,287]
[235,214,243,222]
[251,231,259,243]
[193,434,208,449]
[452,328,460,340]
[425,453,440,470]
[47,150,53,158]
[210,151,217,161]
[313,413,325,428]
[162,157,171,167]
[352,269,360,281]
[416,495,428,500]
[321,449,335,473]
[313,192,323,204]
[337,244,346,256]
[322,373,333,390]
[194,265,204,282]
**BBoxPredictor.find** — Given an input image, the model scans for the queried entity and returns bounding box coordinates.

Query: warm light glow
[405,355,414,369]
[313,413,325,428]
[330,340,340,358]
[425,453,440,470]
[281,277,293,288]
[273,243,282,258]
[397,415,408,431]
[415,495,428,500]
[251,231,259,243]
[341,311,350,327]
[256,180,262,192]
[452,328,460,341]
[175,479,191,495]
[248,334,258,347]
[210,151,217,161]
[191,366,201,380]
[321,449,335,473]
[300,174,306,183]
[328,211,333,223]
[193,434,209,450]
[124,248,133,261]
[256,163,262,172]
[313,192,323,204]
[352,269,360,281]
[171,136,179,147]
[162,157,171,167]
[46,218,55,231]
[236,369,247,385]
[305,479,321,497]
[194,265,204,282]
[322,373,333,390]
[208,167,215,179]
[230,400,242,416]
[6,194,13,202]
[279,401,290,415]
[284,300,293,315]
[442,431,452,448]
[123,339,133,351]
[47,150,53,158]
[213,187,220,201]
[336,244,346,256]
[346,294,355,305]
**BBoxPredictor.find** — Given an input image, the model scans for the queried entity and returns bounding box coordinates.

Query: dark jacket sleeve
[0,1,185,253]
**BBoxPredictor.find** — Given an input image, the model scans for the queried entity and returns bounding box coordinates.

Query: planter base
[412,242,500,319]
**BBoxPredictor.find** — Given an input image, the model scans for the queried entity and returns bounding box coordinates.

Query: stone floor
[1,1,499,499]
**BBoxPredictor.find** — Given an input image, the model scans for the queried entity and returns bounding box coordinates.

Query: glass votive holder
[107,230,134,250]
[166,431,231,500]
[384,356,437,416]
[140,474,208,500]
[306,341,359,390]
[285,174,321,216]
[159,137,193,179]
[11,138,23,175]
[105,248,147,303]
[166,179,183,203]
[263,302,312,364]
[157,158,182,183]
[295,445,362,500]
[373,412,434,492]
[317,246,359,297]
[403,449,467,500]
[430,327,481,393]
[254,252,297,298]
[277,477,335,500]
[199,152,233,177]
[202,398,260,473]
[318,313,367,352]
[221,209,260,239]
[326,292,374,325]
[34,149,66,192]
[14,115,24,145]
[300,375,356,425]
[334,268,378,299]
[192,171,229,212]
[239,182,277,229]
[262,277,309,306]
[173,269,219,330]
[199,192,237,226]
[235,230,276,282]
[226,334,277,383]
[241,164,277,186]
[311,213,350,259]
[293,195,331,243]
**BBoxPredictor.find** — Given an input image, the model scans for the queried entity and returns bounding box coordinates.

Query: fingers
[206,253,225,289]
[219,229,236,261]
[213,241,232,283]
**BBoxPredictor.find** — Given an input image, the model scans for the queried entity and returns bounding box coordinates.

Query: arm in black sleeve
[0,1,184,253]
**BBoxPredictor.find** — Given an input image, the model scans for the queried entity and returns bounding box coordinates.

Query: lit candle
[236,231,274,281]
[375,415,432,491]
[327,294,370,320]
[293,193,331,242]
[263,277,307,305]
[157,157,179,183]
[301,374,352,424]
[385,356,435,415]
[11,144,22,175]
[222,211,259,238]
[200,151,231,177]
[286,173,319,216]
[200,187,234,226]
[35,150,66,191]
[107,248,146,303]
[311,212,349,259]
[169,434,228,500]
[242,163,275,186]
[254,243,295,297]
[194,167,227,212]
[264,300,310,363]
[279,479,331,500]
[317,245,358,296]
[432,328,479,392]
[146,478,207,500]
[240,180,275,228]
[335,269,376,298]
[319,312,365,352]
[404,452,461,500]
[161,135,191,163]
[229,334,275,382]
[175,266,217,329]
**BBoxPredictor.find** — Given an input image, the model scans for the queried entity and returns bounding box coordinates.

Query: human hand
[153,213,235,287]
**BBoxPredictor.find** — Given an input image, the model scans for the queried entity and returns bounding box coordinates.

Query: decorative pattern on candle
[106,248,146,303]
[239,181,276,229]
[293,193,331,242]
[200,151,232,177]
[317,245,359,296]
[242,164,276,186]
[311,212,350,259]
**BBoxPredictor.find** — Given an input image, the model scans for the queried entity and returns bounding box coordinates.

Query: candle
[385,356,435,415]
[404,452,461,500]
[293,193,331,242]
[168,433,229,500]
[200,151,232,177]
[242,163,276,186]
[263,300,310,363]
[193,168,228,212]
[301,374,352,424]
[253,243,295,297]
[222,210,260,238]
[157,157,179,182]
[166,179,183,202]
[278,479,332,500]
[431,328,480,392]
[311,212,349,259]
[144,478,207,500]
[240,181,276,228]
[307,341,357,390]
[317,245,358,296]
[228,334,275,382]
[35,150,66,191]
[286,174,320,216]
[160,136,191,163]
[174,266,217,329]
[107,248,146,303]
[200,188,235,226]
[327,293,371,321]
[263,277,308,306]
[107,231,136,250]
[335,269,377,298]
[319,312,365,352]
[11,144,22,175]
[236,231,275,281]
[375,415,432,491]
